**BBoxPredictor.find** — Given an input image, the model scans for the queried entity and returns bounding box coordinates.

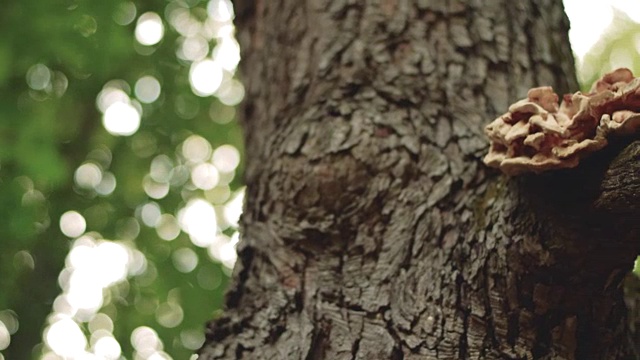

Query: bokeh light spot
[207,0,234,22]
[144,176,171,199]
[13,250,35,271]
[88,313,114,334]
[45,318,87,357]
[179,199,217,247]
[66,272,104,315]
[191,163,219,190]
[182,135,212,163]
[205,185,231,204]
[96,86,129,114]
[135,76,161,104]
[180,329,205,350]
[52,295,74,317]
[212,144,240,173]
[140,202,162,227]
[155,214,180,241]
[93,335,121,359]
[103,101,141,136]
[114,2,137,26]
[95,172,117,196]
[0,321,10,351]
[155,302,184,328]
[52,71,69,97]
[217,169,235,186]
[128,249,148,276]
[62,238,138,323]
[60,211,87,238]
[209,104,236,124]
[178,35,209,62]
[212,38,240,72]
[135,12,164,46]
[169,165,190,187]
[87,147,113,168]
[26,63,51,90]
[131,326,161,357]
[75,15,98,38]
[189,59,223,96]
[150,155,174,183]
[172,248,198,273]
[0,311,18,336]
[216,79,245,106]
[75,162,103,189]
[196,266,222,290]
[167,6,199,37]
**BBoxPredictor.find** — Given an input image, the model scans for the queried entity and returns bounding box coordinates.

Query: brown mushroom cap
[484,68,640,175]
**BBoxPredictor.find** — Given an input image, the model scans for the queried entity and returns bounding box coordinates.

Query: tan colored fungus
[484,68,640,175]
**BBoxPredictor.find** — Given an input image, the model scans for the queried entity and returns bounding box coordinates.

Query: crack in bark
[481,263,499,352]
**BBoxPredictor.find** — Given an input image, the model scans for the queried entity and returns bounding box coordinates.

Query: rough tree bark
[200,1,640,359]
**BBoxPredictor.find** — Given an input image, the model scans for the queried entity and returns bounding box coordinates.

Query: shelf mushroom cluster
[484,68,640,175]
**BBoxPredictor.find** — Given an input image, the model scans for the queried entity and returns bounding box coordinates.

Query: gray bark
[199,0,640,359]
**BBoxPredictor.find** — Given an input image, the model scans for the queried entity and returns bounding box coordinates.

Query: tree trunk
[200,1,640,359]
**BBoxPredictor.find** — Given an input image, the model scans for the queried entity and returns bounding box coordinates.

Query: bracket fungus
[483,68,640,175]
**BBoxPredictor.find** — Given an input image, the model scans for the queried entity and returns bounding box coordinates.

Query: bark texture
[200,1,640,359]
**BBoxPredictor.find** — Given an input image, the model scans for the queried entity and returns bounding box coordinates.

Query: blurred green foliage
[578,10,640,91]
[0,0,242,359]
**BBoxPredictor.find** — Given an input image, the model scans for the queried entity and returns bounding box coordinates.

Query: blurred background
[0,1,638,359]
